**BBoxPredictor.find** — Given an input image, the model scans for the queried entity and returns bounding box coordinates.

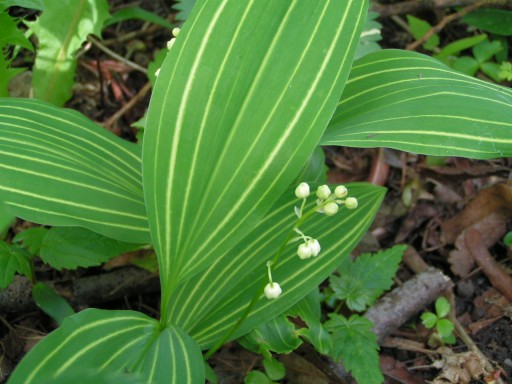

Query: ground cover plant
[0,0,511,383]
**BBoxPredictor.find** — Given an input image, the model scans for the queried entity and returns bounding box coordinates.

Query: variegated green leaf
[168,183,384,348]
[322,49,512,159]
[8,309,204,384]
[0,98,149,243]
[27,0,110,105]
[143,0,368,320]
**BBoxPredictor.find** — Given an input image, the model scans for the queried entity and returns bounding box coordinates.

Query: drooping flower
[264,282,282,299]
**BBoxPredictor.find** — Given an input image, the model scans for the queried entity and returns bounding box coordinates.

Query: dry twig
[406,0,489,51]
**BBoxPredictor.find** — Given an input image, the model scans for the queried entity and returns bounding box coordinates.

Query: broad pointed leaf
[167,183,384,348]
[322,50,512,159]
[143,0,368,315]
[0,98,149,243]
[27,0,110,105]
[8,309,204,384]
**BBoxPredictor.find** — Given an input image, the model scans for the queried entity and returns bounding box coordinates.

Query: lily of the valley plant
[0,1,510,383]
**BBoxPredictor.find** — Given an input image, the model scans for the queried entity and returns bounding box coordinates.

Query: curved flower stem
[203,203,321,360]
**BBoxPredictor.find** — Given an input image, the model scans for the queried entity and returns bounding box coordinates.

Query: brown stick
[406,0,488,51]
[103,81,152,130]
[0,267,160,314]
[371,0,511,18]
[328,269,453,382]
[465,228,512,301]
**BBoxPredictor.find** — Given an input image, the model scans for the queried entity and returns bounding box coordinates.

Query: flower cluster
[155,28,181,78]
[264,182,358,300]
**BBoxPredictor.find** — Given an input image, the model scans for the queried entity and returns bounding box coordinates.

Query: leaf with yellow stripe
[0,98,149,243]
[322,49,512,159]
[167,183,384,349]
[8,309,204,384]
[142,0,368,322]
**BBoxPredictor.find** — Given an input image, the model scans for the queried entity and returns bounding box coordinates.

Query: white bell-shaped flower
[334,185,348,198]
[316,185,331,200]
[308,239,321,257]
[345,197,358,209]
[295,182,310,199]
[264,282,282,299]
[323,202,339,216]
[297,243,313,259]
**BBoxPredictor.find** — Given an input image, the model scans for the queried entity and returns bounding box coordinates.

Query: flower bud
[264,282,282,299]
[308,239,321,257]
[316,185,331,200]
[297,243,312,259]
[167,38,176,50]
[295,182,310,199]
[323,202,339,216]
[172,27,181,37]
[345,197,358,209]
[334,185,348,198]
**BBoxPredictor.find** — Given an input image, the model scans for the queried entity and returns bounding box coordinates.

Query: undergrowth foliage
[0,1,511,383]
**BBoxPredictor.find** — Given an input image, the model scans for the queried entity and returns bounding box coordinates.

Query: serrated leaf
[330,245,405,311]
[8,309,205,384]
[240,315,302,356]
[1,0,44,11]
[27,0,110,105]
[325,314,383,384]
[167,183,384,349]
[13,227,48,254]
[420,312,437,329]
[32,282,75,324]
[437,318,454,338]
[435,297,450,318]
[39,227,141,270]
[0,98,150,243]
[172,0,195,22]
[0,241,32,288]
[323,50,512,159]
[288,288,332,354]
[144,0,368,324]
[0,11,33,52]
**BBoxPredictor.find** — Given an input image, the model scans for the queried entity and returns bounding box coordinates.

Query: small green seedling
[421,297,456,346]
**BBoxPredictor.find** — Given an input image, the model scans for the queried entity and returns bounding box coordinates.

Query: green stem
[203,202,322,360]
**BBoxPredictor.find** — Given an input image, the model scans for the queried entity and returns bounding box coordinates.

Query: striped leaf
[8,309,204,384]
[167,183,385,348]
[322,49,512,159]
[142,0,368,319]
[0,98,150,243]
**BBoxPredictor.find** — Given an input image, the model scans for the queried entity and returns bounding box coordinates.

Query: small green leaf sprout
[420,296,456,345]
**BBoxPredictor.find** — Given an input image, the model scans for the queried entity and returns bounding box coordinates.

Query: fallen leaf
[442,182,512,244]
[466,229,512,301]
[448,213,507,276]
